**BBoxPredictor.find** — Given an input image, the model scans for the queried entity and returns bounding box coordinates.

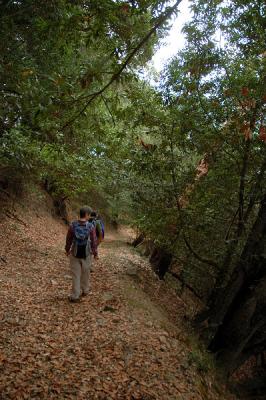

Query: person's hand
[65,251,70,257]
[94,255,99,260]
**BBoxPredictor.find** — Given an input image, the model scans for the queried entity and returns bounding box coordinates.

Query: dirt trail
[0,208,234,400]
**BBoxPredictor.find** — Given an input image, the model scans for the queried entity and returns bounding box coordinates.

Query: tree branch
[0,188,11,198]
[101,94,116,126]
[225,206,240,241]
[61,1,181,130]
[237,139,250,236]
[0,88,21,96]
[169,270,204,301]
[183,234,219,268]
[244,157,266,223]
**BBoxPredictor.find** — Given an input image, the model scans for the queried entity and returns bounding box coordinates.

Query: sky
[151,0,192,72]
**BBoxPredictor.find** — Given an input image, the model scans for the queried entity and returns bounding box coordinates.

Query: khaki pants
[69,255,91,300]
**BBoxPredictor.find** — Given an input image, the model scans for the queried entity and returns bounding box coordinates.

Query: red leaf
[259,126,266,142]
[223,88,232,97]
[241,87,249,97]
[121,3,130,14]
[241,122,252,140]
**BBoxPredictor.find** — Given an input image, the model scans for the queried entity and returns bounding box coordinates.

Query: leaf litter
[0,206,236,400]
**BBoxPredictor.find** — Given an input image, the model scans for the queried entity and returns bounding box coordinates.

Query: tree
[1,0,265,378]
[118,0,266,375]
[0,0,179,199]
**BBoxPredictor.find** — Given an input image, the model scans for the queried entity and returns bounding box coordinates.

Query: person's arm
[65,224,74,255]
[90,226,98,258]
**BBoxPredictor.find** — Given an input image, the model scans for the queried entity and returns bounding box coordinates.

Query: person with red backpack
[65,207,98,302]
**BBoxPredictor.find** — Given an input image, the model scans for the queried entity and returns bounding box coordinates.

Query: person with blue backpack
[97,214,105,243]
[65,207,98,302]
[89,211,104,245]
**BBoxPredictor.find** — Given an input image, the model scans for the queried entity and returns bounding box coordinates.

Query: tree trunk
[132,233,145,247]
[197,194,266,374]
[213,276,266,374]
[149,247,172,279]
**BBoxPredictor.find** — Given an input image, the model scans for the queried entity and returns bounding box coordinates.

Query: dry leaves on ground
[0,206,235,400]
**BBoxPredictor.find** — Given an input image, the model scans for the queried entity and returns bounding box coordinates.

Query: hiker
[96,214,105,244]
[90,211,104,245]
[83,207,101,247]
[65,207,98,302]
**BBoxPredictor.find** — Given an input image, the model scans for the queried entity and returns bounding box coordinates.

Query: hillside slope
[0,195,236,399]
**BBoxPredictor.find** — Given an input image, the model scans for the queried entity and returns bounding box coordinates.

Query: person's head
[82,205,92,220]
[83,205,92,215]
[79,207,90,220]
[90,211,97,220]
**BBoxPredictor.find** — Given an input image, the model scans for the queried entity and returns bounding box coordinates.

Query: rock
[159,335,168,344]
[103,292,114,301]
[126,265,138,276]
[102,305,116,313]
[96,318,106,327]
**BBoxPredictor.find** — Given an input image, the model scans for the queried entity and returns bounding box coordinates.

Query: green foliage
[187,350,212,373]
[115,0,266,297]
[0,128,40,171]
[1,0,266,376]
[1,0,265,300]
[0,0,175,200]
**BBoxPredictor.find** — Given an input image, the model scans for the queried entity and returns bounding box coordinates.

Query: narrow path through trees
[0,209,235,400]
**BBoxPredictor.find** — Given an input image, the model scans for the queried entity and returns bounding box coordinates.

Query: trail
[0,206,234,400]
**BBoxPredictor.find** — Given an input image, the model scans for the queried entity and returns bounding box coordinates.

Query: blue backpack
[95,218,104,239]
[100,220,105,239]
[72,221,93,257]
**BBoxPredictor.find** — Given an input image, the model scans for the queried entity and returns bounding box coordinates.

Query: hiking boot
[68,296,80,303]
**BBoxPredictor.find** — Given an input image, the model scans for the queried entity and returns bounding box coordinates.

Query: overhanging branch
[183,234,219,268]
[61,1,182,130]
